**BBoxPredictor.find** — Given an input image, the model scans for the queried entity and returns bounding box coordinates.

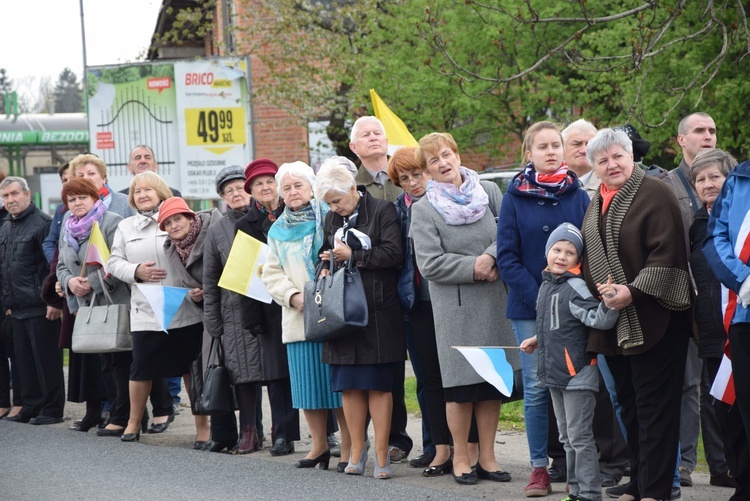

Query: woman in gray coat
[411,132,517,486]
[56,178,130,432]
[203,166,265,454]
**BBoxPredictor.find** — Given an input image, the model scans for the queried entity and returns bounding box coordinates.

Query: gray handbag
[303,254,368,343]
[71,271,131,354]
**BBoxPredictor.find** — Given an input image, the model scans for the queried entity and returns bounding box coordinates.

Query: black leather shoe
[120,428,141,442]
[605,481,630,499]
[710,469,738,488]
[294,449,331,470]
[452,468,478,485]
[336,461,347,473]
[410,452,436,468]
[3,413,32,423]
[475,463,511,482]
[193,440,210,450]
[147,413,175,434]
[29,415,64,425]
[548,464,567,483]
[205,440,235,453]
[96,427,125,437]
[269,438,294,456]
[423,458,453,477]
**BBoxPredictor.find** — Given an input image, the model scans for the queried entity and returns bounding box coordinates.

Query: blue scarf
[268,199,329,280]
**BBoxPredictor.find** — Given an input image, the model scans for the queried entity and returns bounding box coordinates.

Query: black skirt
[130,323,202,380]
[443,382,503,403]
[330,362,399,392]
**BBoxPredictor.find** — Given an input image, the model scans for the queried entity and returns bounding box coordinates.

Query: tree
[53,68,83,113]
[418,0,750,162]
[0,68,13,113]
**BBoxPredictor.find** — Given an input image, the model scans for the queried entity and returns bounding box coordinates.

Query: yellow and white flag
[85,221,111,275]
[370,89,418,154]
[218,231,272,303]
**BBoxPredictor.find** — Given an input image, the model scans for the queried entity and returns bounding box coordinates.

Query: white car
[478,169,520,194]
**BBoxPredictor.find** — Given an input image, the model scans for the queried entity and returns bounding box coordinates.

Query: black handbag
[303,254,368,343]
[198,338,234,415]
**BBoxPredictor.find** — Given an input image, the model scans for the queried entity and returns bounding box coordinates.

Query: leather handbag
[71,272,131,354]
[303,254,368,343]
[198,337,235,415]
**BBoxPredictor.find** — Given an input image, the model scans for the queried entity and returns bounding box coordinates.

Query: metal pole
[79,0,88,111]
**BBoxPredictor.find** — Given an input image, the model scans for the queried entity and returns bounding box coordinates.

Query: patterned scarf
[514,162,577,199]
[584,166,691,349]
[171,216,203,265]
[65,200,108,251]
[268,199,329,280]
[99,183,113,208]
[256,199,282,223]
[425,167,488,225]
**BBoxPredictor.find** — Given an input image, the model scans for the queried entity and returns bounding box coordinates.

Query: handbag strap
[208,337,226,366]
[96,269,115,306]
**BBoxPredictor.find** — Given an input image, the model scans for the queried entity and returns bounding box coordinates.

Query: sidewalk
[56,365,730,500]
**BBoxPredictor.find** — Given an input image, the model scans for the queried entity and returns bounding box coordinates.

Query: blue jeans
[512,319,549,468]
[168,376,182,404]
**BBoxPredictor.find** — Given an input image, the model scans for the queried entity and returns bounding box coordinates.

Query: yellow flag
[85,221,110,275]
[218,231,272,303]
[370,89,418,154]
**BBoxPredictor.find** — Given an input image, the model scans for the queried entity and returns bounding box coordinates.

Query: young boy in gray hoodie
[521,223,619,501]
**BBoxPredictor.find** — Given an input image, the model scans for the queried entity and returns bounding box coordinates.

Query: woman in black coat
[314,160,405,479]
[235,158,299,456]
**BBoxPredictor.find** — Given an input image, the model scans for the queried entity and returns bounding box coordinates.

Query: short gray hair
[586,128,633,167]
[276,161,316,196]
[690,148,737,183]
[0,176,29,193]
[314,157,356,200]
[349,116,385,143]
[561,119,597,142]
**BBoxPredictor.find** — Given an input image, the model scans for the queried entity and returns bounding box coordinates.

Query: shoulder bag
[71,271,131,353]
[198,337,235,415]
[303,254,368,343]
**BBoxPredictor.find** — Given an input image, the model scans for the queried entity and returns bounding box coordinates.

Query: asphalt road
[0,372,733,501]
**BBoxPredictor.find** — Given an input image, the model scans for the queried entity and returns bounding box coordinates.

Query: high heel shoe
[231,425,259,454]
[70,413,104,432]
[345,444,369,475]
[336,461,347,473]
[374,453,392,479]
[475,463,511,482]
[205,439,235,453]
[120,428,141,442]
[294,449,331,470]
[423,457,453,477]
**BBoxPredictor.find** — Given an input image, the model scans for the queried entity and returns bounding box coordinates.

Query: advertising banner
[86,57,252,198]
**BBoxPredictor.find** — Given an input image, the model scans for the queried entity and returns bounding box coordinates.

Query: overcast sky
[2,0,163,85]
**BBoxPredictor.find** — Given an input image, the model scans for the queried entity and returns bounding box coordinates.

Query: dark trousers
[406,303,450,446]
[606,312,689,500]
[727,323,750,500]
[388,360,413,453]
[701,356,730,476]
[12,316,65,418]
[0,316,22,408]
[102,351,134,427]
[211,410,239,443]
[268,377,300,442]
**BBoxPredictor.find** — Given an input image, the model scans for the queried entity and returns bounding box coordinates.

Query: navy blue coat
[496,174,590,320]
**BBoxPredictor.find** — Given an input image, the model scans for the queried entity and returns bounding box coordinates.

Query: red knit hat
[157,197,195,231]
[243,158,278,194]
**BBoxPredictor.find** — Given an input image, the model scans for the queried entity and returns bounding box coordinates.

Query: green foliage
[53,68,83,113]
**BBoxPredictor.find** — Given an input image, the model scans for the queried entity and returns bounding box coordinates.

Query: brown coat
[320,189,406,365]
[582,175,692,356]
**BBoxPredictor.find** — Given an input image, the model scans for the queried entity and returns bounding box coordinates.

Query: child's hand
[597,274,616,299]
[520,336,538,354]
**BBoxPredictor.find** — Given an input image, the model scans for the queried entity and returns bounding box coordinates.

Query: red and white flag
[710,341,735,405]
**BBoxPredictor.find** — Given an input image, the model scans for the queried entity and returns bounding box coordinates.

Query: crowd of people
[0,112,748,500]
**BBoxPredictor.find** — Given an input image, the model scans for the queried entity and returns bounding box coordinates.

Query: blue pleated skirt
[286,341,342,410]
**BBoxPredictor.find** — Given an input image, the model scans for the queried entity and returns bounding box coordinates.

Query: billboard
[86,57,253,198]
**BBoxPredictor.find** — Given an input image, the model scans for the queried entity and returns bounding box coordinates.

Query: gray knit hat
[215,165,246,195]
[545,223,584,258]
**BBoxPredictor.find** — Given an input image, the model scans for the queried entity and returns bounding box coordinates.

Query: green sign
[0,130,89,145]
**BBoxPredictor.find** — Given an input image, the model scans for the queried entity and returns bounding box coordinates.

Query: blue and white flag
[453,346,515,397]
[135,284,190,332]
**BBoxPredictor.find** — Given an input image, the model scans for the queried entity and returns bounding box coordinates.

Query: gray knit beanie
[545,223,584,259]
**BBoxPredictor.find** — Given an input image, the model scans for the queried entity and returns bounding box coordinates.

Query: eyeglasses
[398,171,425,185]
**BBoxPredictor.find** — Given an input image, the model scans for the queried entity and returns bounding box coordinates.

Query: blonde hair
[128,171,173,210]
[521,121,563,163]
[69,153,107,180]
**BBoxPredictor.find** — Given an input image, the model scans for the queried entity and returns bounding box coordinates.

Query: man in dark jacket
[0,177,64,424]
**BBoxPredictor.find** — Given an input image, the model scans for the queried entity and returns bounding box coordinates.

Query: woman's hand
[68,276,92,297]
[520,335,538,354]
[54,281,64,298]
[331,238,352,262]
[600,283,633,311]
[473,254,496,281]
[135,261,167,282]
[290,292,304,312]
[188,288,203,302]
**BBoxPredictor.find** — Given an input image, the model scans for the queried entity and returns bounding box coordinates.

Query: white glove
[739,275,750,308]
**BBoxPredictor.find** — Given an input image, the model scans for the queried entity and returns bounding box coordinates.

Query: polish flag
[710,341,735,405]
